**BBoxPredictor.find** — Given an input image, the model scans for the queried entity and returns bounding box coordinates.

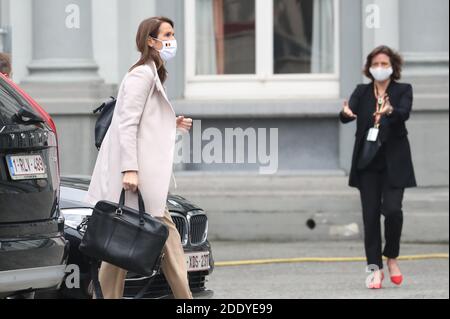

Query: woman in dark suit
[340,45,416,289]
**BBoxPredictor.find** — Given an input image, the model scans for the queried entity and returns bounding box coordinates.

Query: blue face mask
[153,38,178,62]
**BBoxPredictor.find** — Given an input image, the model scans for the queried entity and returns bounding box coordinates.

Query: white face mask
[370,66,393,82]
[153,38,178,62]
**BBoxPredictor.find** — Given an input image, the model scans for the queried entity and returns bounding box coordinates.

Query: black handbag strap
[90,260,104,299]
[118,188,146,225]
[93,96,116,114]
[90,255,164,299]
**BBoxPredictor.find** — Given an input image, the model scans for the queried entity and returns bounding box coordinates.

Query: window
[185,0,340,99]
[274,0,335,74]
[196,0,256,75]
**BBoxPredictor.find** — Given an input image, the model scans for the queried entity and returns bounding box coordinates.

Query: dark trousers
[358,169,405,270]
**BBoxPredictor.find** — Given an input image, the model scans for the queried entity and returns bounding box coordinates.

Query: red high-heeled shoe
[387,260,403,285]
[390,275,403,285]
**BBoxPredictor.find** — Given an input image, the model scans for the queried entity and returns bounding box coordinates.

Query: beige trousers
[96,208,193,299]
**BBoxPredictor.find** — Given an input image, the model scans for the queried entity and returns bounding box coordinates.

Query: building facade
[0,0,448,186]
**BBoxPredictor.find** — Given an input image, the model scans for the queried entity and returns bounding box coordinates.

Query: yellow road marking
[215,253,449,267]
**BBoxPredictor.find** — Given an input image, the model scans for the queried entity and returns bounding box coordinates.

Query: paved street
[206,241,449,299]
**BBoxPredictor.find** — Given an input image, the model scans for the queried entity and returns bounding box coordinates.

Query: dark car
[55,176,214,299]
[0,73,68,298]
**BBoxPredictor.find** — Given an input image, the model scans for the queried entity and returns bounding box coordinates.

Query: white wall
[92,0,120,84]
[0,0,10,24]
[92,0,156,84]
[399,0,449,54]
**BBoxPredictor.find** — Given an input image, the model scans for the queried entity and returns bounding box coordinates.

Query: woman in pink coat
[85,16,193,299]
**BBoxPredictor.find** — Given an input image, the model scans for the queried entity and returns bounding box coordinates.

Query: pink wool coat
[85,61,176,217]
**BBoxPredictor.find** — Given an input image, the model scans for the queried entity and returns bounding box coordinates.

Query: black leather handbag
[357,129,383,170]
[93,96,116,150]
[79,188,169,298]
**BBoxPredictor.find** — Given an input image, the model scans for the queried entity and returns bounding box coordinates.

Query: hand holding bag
[79,188,169,298]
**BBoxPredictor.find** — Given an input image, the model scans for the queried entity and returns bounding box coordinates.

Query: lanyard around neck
[374,85,385,129]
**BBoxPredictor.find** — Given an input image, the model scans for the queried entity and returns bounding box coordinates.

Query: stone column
[0,0,11,53]
[26,0,101,82]
[21,0,116,176]
[362,0,400,61]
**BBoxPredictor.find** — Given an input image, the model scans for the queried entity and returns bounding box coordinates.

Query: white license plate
[6,154,47,180]
[185,251,210,272]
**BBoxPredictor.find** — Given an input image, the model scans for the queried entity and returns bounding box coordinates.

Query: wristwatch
[387,106,394,116]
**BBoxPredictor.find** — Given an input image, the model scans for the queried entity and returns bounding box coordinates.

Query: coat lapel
[149,61,175,115]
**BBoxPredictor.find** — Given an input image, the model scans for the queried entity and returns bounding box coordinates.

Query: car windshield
[0,78,40,126]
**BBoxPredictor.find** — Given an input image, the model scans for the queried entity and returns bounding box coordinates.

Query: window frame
[184,0,340,100]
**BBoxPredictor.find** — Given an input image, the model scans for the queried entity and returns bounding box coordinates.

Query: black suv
[0,74,68,298]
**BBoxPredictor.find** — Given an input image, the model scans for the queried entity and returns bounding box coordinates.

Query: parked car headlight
[62,208,93,231]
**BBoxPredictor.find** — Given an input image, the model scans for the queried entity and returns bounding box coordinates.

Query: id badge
[367,128,379,142]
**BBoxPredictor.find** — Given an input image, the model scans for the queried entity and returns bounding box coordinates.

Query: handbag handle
[118,188,146,226]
